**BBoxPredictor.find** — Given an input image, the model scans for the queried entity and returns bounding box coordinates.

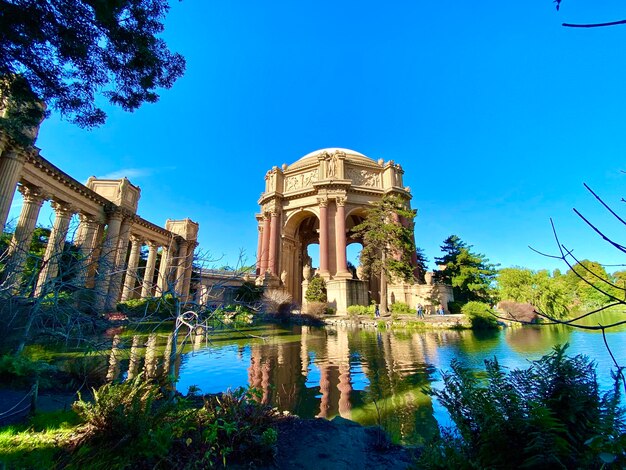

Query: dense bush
[262,289,292,318]
[0,354,54,387]
[234,281,264,304]
[390,302,415,314]
[69,380,278,469]
[419,345,626,469]
[116,294,176,318]
[461,301,498,330]
[306,301,328,318]
[346,305,376,317]
[305,276,327,303]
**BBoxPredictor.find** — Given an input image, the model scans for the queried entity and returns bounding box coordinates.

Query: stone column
[35,201,74,296]
[141,241,158,298]
[93,210,123,311]
[0,147,26,230]
[181,242,196,302]
[268,211,279,275]
[105,218,132,309]
[318,198,329,277]
[73,214,99,288]
[156,244,173,295]
[260,215,271,274]
[121,235,142,301]
[256,224,263,275]
[334,197,351,278]
[175,239,188,295]
[85,223,104,288]
[6,185,45,282]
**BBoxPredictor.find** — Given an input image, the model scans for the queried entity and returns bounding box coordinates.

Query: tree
[414,247,429,284]
[352,195,416,315]
[0,0,185,143]
[497,267,570,318]
[435,235,497,304]
[554,0,626,28]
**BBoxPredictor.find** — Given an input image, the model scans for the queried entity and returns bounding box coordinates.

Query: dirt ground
[259,415,416,470]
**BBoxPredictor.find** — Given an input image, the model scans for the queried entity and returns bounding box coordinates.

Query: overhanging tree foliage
[352,195,416,315]
[435,235,497,304]
[0,0,185,143]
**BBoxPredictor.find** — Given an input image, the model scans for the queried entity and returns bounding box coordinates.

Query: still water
[33,321,626,445]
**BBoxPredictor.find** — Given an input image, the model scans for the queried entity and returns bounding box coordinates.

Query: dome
[287,148,378,170]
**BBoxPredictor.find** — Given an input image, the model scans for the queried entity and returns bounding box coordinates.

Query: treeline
[425,234,621,321]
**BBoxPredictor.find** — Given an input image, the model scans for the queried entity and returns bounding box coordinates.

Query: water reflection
[90,322,624,445]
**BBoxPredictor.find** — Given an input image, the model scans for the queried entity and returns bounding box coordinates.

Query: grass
[0,410,81,468]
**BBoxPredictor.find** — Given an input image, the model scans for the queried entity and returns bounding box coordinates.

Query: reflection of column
[300,326,309,376]
[317,365,330,418]
[127,335,141,380]
[106,335,121,382]
[163,333,174,381]
[121,235,142,301]
[156,244,172,295]
[143,334,158,379]
[6,185,44,281]
[334,197,350,277]
[260,215,270,274]
[337,327,352,418]
[268,211,279,275]
[141,241,158,298]
[0,147,25,229]
[94,210,123,311]
[35,201,73,296]
[318,199,329,276]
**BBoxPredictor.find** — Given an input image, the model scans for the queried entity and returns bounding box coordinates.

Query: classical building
[0,125,198,311]
[255,148,453,314]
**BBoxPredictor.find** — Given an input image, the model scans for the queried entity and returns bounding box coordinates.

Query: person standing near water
[417,304,424,319]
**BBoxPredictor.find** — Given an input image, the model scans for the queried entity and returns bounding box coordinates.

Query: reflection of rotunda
[255,148,451,314]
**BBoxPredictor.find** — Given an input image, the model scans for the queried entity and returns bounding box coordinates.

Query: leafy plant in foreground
[419,344,625,469]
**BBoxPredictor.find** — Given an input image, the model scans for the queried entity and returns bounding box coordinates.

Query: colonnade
[0,133,199,311]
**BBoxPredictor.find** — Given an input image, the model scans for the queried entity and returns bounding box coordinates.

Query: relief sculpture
[285,169,319,192]
[345,167,381,188]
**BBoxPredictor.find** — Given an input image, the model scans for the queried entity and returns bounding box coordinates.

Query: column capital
[129,234,143,245]
[335,196,346,207]
[17,184,45,204]
[146,240,159,249]
[78,212,99,225]
[51,200,74,217]
[317,197,328,208]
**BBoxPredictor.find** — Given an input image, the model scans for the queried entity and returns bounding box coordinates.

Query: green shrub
[234,281,264,303]
[69,378,178,469]
[346,305,376,317]
[117,294,176,318]
[390,302,415,314]
[0,354,54,387]
[447,300,463,314]
[461,301,498,330]
[419,344,626,469]
[305,276,327,303]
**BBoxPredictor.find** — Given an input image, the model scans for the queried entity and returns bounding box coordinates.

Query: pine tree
[435,235,497,304]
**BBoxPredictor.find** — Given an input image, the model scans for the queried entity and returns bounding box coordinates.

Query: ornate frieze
[285,168,319,192]
[345,166,381,188]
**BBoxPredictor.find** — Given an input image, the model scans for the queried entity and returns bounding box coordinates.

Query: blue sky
[9,0,626,272]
